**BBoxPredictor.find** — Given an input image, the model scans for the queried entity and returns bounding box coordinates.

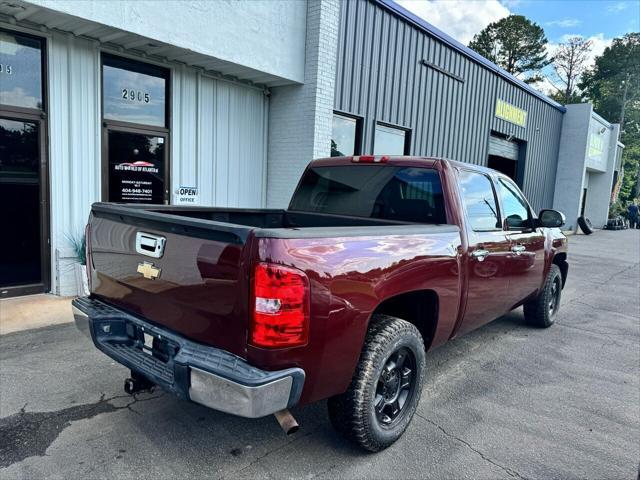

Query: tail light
[84,223,92,293]
[250,263,310,348]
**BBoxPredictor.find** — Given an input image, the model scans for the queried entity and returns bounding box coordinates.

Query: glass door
[0,116,46,291]
[0,29,49,297]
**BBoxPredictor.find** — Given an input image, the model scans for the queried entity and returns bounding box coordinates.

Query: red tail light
[250,263,310,348]
[85,223,92,293]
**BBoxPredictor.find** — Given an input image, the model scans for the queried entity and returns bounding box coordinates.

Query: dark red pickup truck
[73,156,568,451]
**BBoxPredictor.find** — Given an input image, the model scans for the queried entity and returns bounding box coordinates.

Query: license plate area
[125,322,178,363]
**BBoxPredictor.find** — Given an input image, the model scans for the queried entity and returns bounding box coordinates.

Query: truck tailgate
[87,204,252,357]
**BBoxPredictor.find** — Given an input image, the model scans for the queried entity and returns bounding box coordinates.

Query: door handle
[511,245,526,255]
[471,249,490,261]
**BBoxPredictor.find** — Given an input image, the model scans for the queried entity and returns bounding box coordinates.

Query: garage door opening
[488,155,517,181]
[488,133,523,185]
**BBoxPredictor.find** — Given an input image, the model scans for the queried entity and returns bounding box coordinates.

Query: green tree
[580,33,640,202]
[549,36,593,105]
[469,15,552,84]
[549,89,584,105]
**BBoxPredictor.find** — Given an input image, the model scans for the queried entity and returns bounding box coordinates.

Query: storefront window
[331,113,360,156]
[102,54,168,128]
[0,30,43,110]
[102,54,170,204]
[374,123,409,155]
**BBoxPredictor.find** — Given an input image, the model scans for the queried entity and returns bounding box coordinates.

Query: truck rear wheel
[327,315,425,452]
[523,264,562,328]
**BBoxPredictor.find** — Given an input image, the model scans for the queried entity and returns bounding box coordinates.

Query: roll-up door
[488,134,519,160]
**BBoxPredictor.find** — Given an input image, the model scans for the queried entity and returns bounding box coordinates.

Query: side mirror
[538,209,565,228]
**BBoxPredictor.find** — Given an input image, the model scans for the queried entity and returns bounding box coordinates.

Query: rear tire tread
[328,315,425,452]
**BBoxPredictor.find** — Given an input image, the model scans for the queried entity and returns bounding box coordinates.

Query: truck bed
[88,203,458,363]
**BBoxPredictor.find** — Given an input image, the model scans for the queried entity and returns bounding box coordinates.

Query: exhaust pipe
[273,409,299,435]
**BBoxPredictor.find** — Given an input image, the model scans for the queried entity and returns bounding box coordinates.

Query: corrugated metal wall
[48,32,102,295]
[172,67,268,208]
[334,0,564,210]
[46,34,268,294]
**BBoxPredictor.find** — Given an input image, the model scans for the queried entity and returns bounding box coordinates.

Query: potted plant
[67,233,89,296]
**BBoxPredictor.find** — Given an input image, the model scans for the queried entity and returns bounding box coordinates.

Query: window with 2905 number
[102,54,168,128]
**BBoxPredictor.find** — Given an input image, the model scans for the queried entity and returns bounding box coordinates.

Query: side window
[458,170,500,231]
[498,178,530,229]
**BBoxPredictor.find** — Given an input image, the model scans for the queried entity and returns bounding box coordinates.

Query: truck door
[456,169,512,336]
[495,177,546,309]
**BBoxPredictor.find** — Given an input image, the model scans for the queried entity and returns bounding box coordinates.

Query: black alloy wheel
[524,263,562,328]
[374,347,417,427]
[327,315,426,452]
[548,275,562,320]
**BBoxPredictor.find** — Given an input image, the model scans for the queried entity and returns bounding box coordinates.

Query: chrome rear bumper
[72,297,304,418]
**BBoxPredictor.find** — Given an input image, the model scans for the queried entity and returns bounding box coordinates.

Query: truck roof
[310,156,503,178]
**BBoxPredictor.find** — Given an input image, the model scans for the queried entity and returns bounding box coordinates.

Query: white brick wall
[266,0,341,207]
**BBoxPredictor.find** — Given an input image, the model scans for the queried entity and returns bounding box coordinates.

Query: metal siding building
[0,0,623,299]
[0,2,281,297]
[334,0,565,211]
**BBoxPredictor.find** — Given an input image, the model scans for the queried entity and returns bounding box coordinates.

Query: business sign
[174,186,199,205]
[495,99,527,128]
[586,121,609,172]
[108,131,165,204]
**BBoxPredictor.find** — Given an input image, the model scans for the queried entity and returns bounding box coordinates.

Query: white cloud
[545,18,581,28]
[500,0,523,8]
[607,1,629,13]
[395,0,510,45]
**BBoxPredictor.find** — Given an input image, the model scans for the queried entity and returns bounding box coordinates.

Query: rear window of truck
[289,165,446,224]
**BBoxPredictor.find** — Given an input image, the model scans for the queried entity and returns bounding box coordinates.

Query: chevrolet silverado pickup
[73,156,568,451]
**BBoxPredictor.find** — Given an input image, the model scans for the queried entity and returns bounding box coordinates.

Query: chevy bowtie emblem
[137,261,161,280]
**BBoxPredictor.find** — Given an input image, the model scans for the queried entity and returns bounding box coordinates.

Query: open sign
[174,186,199,205]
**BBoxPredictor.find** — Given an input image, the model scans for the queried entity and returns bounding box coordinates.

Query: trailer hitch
[124,371,155,395]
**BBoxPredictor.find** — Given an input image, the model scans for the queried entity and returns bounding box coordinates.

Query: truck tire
[327,315,425,452]
[578,216,593,235]
[523,264,562,328]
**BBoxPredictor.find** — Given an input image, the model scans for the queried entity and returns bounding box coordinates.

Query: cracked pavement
[1,229,638,479]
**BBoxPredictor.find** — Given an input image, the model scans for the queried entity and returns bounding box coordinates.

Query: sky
[395,0,639,94]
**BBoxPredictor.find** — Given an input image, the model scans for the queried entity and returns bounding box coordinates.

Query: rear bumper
[72,297,304,418]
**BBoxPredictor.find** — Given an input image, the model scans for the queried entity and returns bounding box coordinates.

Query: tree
[549,36,593,104]
[580,33,640,201]
[549,88,584,105]
[580,33,639,132]
[468,15,552,84]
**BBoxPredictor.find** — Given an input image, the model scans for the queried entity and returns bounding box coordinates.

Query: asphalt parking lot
[1,229,638,480]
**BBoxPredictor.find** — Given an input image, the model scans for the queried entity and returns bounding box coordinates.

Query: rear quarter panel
[247,229,462,405]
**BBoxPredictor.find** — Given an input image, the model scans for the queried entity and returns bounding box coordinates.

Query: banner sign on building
[586,121,608,172]
[495,99,527,128]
